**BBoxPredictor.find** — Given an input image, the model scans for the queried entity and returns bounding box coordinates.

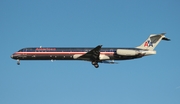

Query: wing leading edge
[78,45,102,61]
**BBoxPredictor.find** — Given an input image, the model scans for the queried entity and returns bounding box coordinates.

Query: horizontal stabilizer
[162,37,171,41]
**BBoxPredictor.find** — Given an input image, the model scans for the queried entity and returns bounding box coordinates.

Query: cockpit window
[18,49,23,52]
[18,48,27,52]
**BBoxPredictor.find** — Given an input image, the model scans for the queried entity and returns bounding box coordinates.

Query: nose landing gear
[17,59,20,65]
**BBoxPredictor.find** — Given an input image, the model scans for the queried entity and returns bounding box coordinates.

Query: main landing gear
[92,61,99,68]
[17,59,20,65]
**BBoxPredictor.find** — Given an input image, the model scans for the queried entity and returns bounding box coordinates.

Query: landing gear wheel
[92,61,97,65]
[92,61,99,68]
[17,59,20,65]
[94,64,99,68]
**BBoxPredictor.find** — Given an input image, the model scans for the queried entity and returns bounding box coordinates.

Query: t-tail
[136,33,170,51]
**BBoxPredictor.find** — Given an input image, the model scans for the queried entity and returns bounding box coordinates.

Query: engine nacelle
[116,49,139,56]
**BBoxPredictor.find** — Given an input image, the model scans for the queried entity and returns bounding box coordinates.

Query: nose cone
[11,53,17,59]
[11,54,14,59]
[11,53,21,59]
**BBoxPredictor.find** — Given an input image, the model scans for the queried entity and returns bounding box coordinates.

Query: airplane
[11,33,170,68]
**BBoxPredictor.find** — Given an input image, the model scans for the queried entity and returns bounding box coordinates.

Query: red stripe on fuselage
[15,52,114,55]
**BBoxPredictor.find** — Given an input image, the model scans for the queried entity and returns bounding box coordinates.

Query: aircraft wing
[78,45,102,61]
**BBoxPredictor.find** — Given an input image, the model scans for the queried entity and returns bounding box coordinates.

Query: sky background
[0,0,180,104]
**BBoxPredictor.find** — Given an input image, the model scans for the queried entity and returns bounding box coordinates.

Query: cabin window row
[18,48,116,52]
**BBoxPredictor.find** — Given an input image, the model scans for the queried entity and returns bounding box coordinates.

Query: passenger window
[110,49,113,52]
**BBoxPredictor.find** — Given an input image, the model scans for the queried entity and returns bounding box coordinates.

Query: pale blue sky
[0,0,180,104]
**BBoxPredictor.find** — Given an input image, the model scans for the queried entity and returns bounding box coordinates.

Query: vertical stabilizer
[137,33,170,50]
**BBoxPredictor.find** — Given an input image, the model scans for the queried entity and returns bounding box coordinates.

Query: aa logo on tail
[144,40,153,47]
